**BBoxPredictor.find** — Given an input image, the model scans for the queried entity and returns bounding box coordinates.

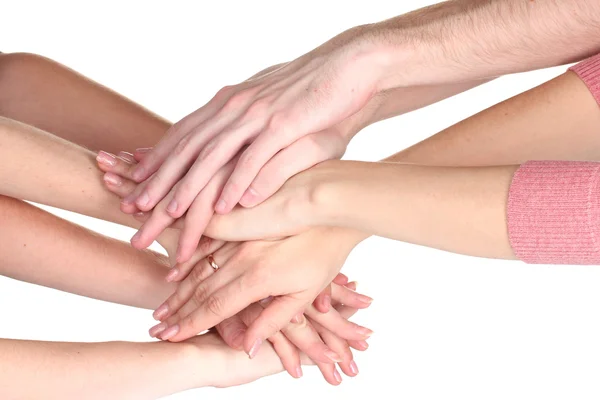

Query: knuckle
[198,236,213,254]
[264,319,282,335]
[238,150,257,171]
[176,180,196,200]
[191,284,211,307]
[174,134,192,156]
[223,90,250,112]
[266,112,289,133]
[246,99,270,118]
[214,85,233,101]
[205,294,225,317]
[197,138,218,161]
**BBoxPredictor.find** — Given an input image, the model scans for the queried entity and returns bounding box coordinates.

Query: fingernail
[137,191,150,208]
[333,368,342,383]
[349,360,359,375]
[241,187,258,205]
[166,199,178,214]
[96,151,117,166]
[131,230,142,243]
[135,147,152,153]
[346,281,357,291]
[295,366,303,378]
[134,211,146,219]
[291,313,304,324]
[103,172,122,186]
[118,151,134,161]
[358,294,373,305]
[132,166,145,181]
[153,304,169,321]
[248,339,262,359]
[231,331,245,350]
[215,199,227,213]
[356,340,369,350]
[165,268,179,282]
[357,327,374,338]
[325,350,342,363]
[258,296,273,306]
[149,322,167,337]
[160,324,180,341]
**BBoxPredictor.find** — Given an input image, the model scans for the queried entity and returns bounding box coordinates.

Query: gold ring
[207,254,220,271]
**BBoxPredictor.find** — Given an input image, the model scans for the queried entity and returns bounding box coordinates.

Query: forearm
[367,0,600,88]
[0,338,206,400]
[0,117,139,228]
[0,195,174,309]
[313,161,517,259]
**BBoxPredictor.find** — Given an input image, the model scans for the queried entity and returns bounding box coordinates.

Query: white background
[2,1,600,399]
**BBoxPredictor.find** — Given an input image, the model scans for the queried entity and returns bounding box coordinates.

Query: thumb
[215,314,247,350]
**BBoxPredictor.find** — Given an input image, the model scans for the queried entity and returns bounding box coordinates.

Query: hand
[147,227,371,359]
[185,300,360,388]
[117,26,385,258]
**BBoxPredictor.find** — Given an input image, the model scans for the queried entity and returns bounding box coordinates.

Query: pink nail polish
[333,368,342,383]
[137,192,150,208]
[149,322,167,337]
[166,199,178,214]
[356,340,369,350]
[357,327,373,338]
[291,313,304,324]
[241,187,258,205]
[133,211,146,219]
[358,295,373,304]
[215,199,227,213]
[103,173,122,186]
[153,304,169,321]
[135,147,152,153]
[248,338,262,359]
[325,350,342,363]
[295,366,303,378]
[165,268,179,282]
[160,324,180,340]
[96,151,117,167]
[131,230,142,243]
[349,360,359,375]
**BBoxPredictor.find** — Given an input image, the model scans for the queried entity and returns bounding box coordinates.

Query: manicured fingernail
[118,151,134,161]
[215,199,227,213]
[149,322,167,337]
[135,147,152,153]
[346,281,357,291]
[96,151,117,166]
[291,313,304,324]
[166,199,178,214]
[357,327,373,338]
[258,296,272,306]
[349,360,359,375]
[137,191,150,208]
[325,350,342,363]
[356,340,369,350]
[103,172,122,186]
[131,230,142,243]
[241,187,258,205]
[358,294,373,305]
[333,368,342,383]
[165,268,179,282]
[294,366,303,378]
[248,339,262,359]
[134,211,146,219]
[132,166,145,181]
[160,324,179,340]
[153,304,169,321]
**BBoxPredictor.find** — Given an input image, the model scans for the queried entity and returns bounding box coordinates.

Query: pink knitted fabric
[507,53,600,264]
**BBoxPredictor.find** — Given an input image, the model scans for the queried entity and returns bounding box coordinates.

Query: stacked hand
[98,152,372,385]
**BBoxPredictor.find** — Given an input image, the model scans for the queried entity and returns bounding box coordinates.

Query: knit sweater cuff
[569,53,600,105]
[507,161,600,264]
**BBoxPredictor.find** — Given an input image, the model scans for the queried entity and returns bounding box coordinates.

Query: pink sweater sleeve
[507,54,600,264]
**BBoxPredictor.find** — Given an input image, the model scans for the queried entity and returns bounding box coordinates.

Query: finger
[103,172,138,198]
[167,122,261,218]
[133,147,152,162]
[132,211,185,230]
[130,88,233,182]
[243,295,308,358]
[241,303,302,379]
[277,312,340,364]
[309,318,357,377]
[330,305,368,352]
[216,128,297,213]
[333,273,349,286]
[345,281,357,291]
[215,314,247,350]
[175,157,238,263]
[305,304,373,342]
[121,180,150,214]
[169,236,227,282]
[239,131,344,208]
[130,192,177,249]
[159,271,261,342]
[153,243,239,321]
[313,285,332,313]
[331,283,373,309]
[96,151,138,181]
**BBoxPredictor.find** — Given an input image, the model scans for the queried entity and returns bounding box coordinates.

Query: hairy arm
[369,0,600,88]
